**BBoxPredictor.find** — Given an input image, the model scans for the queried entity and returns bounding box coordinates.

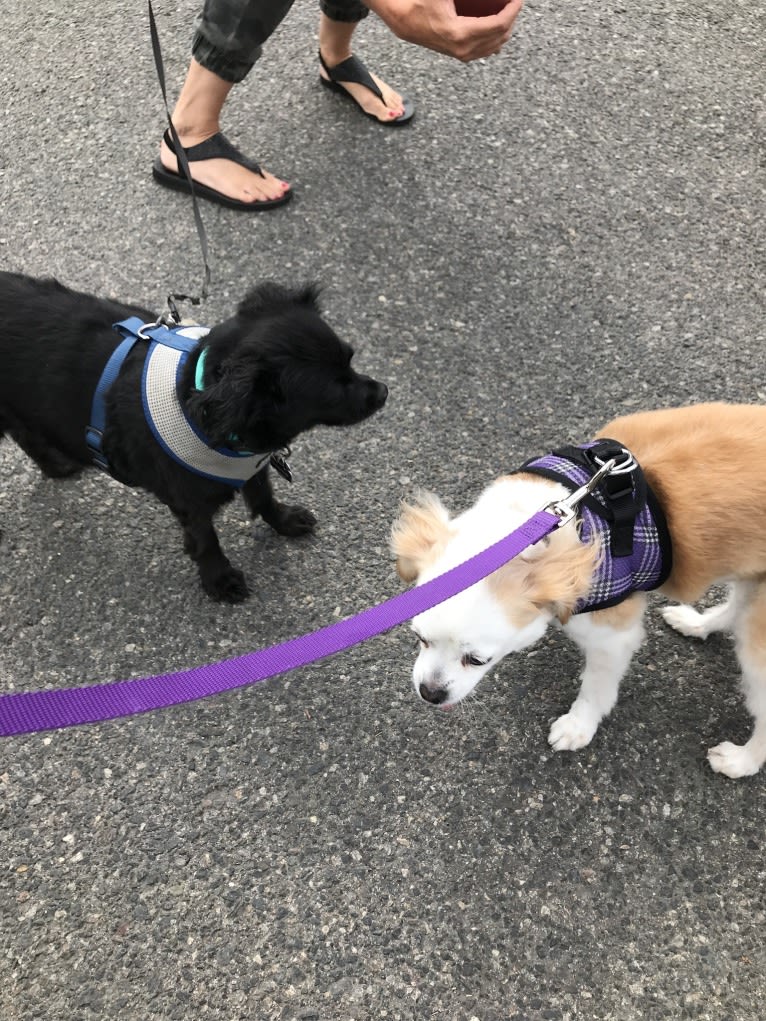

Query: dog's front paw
[661,604,709,639]
[707,741,762,779]
[266,502,317,538]
[201,566,250,603]
[548,709,599,752]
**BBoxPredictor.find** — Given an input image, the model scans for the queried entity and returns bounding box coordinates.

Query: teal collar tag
[191,346,252,454]
[194,347,208,391]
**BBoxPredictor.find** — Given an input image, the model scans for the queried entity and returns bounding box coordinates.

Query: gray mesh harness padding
[142,325,271,487]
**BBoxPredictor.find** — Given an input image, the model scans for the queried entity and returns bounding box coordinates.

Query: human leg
[156,0,295,208]
[318,4,413,124]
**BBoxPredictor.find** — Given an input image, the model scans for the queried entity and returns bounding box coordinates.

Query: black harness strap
[518,439,645,558]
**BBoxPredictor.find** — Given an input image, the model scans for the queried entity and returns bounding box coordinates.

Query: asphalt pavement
[1,1,765,1019]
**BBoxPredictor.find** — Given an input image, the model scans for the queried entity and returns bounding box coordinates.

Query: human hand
[364,0,523,63]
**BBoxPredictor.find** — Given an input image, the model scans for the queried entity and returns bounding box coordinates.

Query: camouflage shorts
[193,0,370,82]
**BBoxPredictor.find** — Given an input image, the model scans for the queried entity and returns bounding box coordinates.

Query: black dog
[0,272,387,601]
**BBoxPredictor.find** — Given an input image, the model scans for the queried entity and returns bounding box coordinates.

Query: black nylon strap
[518,439,646,558]
[570,440,645,557]
[148,0,211,312]
[162,129,263,176]
[318,51,385,102]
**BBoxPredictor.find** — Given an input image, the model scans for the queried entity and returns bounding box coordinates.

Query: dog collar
[516,439,673,613]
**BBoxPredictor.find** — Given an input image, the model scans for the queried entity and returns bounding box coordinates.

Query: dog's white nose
[418,682,449,705]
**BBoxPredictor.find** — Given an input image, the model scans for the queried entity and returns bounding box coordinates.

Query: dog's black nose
[419,683,449,705]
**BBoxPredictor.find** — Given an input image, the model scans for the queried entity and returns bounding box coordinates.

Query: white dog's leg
[708,721,766,778]
[661,585,740,640]
[709,583,766,778]
[550,595,647,752]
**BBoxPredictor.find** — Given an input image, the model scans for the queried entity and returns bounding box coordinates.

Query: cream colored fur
[391,403,766,779]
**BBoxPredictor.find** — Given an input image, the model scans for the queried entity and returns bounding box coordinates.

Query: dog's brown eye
[461,653,488,668]
[416,635,429,649]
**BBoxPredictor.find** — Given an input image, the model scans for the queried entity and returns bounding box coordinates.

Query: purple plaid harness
[516,439,673,613]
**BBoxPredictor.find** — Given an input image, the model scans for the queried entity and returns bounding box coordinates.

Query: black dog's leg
[7,422,83,478]
[171,506,249,603]
[242,470,316,537]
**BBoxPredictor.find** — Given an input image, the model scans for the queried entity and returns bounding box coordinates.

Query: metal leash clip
[135,296,192,340]
[544,457,617,526]
[270,447,293,483]
[163,294,183,327]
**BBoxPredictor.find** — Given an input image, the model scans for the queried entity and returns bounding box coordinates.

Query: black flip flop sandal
[152,129,292,212]
[319,51,415,126]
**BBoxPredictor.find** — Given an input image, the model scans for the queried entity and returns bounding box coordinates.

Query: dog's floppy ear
[237,282,321,320]
[521,533,599,624]
[391,492,452,582]
[186,357,282,447]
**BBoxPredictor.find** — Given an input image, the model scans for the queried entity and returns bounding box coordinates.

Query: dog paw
[660,604,708,639]
[707,741,762,779]
[548,710,598,752]
[202,567,250,604]
[268,503,317,538]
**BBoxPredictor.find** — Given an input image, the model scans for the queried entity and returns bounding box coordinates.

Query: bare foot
[159,130,291,206]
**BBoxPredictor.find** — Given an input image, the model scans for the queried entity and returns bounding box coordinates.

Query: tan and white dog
[391,403,766,779]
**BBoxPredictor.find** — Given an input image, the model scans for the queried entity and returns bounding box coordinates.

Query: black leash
[148,0,211,319]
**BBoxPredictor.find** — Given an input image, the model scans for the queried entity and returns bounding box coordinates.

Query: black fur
[0,272,387,602]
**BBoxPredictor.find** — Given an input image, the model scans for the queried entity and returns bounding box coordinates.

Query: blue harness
[86,318,274,488]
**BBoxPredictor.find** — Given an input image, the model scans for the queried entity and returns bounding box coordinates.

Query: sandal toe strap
[318,51,384,103]
[162,129,264,177]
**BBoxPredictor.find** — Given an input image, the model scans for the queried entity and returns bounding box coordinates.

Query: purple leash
[0,510,560,736]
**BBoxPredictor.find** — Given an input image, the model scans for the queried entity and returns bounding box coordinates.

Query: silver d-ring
[593,447,637,475]
[136,316,164,340]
